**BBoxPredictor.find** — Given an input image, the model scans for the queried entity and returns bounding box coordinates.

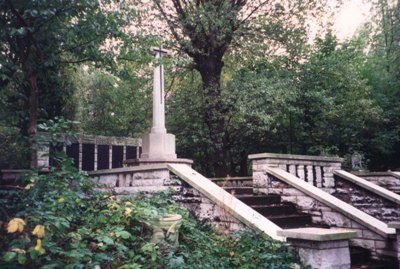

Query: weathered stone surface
[322,212,352,227]
[278,228,356,242]
[98,175,118,187]
[332,175,400,223]
[288,239,351,269]
[297,196,316,210]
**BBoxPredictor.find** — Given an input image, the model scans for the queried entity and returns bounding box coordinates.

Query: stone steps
[236,194,281,205]
[225,186,396,268]
[225,187,314,229]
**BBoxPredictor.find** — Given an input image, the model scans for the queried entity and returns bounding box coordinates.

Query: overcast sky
[333,0,371,40]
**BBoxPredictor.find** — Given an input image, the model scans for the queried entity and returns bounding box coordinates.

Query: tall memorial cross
[150,46,171,134]
[139,45,177,160]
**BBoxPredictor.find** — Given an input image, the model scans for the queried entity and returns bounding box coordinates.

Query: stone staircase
[223,185,395,269]
[224,187,314,229]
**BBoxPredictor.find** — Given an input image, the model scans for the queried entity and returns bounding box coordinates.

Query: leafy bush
[0,165,300,268]
[0,126,30,169]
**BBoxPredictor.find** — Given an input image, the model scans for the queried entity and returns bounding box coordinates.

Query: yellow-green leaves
[7,218,25,233]
[32,225,45,238]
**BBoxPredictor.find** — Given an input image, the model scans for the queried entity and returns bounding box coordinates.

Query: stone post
[277,228,356,269]
[388,222,400,265]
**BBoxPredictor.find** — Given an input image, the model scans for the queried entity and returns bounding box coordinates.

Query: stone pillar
[388,222,400,264]
[37,143,50,170]
[277,228,356,269]
[306,165,314,186]
[297,165,305,180]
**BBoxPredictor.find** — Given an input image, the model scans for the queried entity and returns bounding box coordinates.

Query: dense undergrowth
[0,157,300,269]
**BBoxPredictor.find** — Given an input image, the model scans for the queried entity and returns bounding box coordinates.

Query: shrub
[1,119,300,268]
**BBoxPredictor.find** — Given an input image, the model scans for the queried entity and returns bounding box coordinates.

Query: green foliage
[0,161,299,268]
[294,32,383,157]
[74,66,151,137]
[0,125,30,169]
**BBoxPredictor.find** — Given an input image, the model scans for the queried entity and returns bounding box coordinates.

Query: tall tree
[0,0,131,168]
[153,0,332,176]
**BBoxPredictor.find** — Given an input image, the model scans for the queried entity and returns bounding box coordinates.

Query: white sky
[333,0,371,40]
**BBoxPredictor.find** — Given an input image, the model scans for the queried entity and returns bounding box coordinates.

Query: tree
[0,0,131,168]
[355,0,400,170]
[294,32,383,161]
[74,66,151,137]
[152,0,332,176]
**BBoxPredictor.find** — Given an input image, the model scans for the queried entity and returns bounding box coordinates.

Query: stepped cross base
[141,132,177,159]
[124,132,193,167]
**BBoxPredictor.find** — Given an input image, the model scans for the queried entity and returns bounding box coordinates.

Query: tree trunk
[196,55,231,177]
[23,61,39,169]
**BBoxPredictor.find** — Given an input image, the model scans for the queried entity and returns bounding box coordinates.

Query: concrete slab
[278,228,356,241]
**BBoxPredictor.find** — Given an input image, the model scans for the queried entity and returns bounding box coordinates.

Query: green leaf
[115,230,131,239]
[40,264,61,269]
[17,254,26,265]
[3,252,16,262]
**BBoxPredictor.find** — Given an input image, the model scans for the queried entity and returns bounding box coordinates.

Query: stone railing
[264,167,397,261]
[37,133,141,171]
[352,171,400,194]
[249,153,343,193]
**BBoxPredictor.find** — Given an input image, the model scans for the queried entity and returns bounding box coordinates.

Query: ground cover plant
[0,156,301,269]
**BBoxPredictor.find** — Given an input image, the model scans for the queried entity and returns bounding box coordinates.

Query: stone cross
[150,45,170,134]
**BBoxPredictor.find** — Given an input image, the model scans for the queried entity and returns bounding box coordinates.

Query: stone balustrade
[249,153,343,193]
[37,132,141,171]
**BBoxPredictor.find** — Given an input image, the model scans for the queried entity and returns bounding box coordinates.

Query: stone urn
[150,214,182,248]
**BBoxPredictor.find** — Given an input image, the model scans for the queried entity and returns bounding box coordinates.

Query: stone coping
[167,163,284,241]
[277,228,356,241]
[390,171,400,179]
[388,222,400,229]
[266,167,396,238]
[248,153,343,163]
[352,171,392,177]
[36,131,141,145]
[88,164,169,176]
[334,170,400,205]
[124,158,193,166]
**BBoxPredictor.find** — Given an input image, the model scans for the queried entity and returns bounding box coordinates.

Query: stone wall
[249,153,343,193]
[353,172,400,194]
[257,172,396,260]
[173,182,245,232]
[333,175,400,223]
[90,166,244,233]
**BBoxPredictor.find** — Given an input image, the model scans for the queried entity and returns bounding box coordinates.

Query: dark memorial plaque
[97,145,109,170]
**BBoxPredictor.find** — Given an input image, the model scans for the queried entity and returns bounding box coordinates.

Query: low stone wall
[333,175,400,223]
[89,165,245,233]
[260,171,396,260]
[249,153,343,193]
[353,171,400,194]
